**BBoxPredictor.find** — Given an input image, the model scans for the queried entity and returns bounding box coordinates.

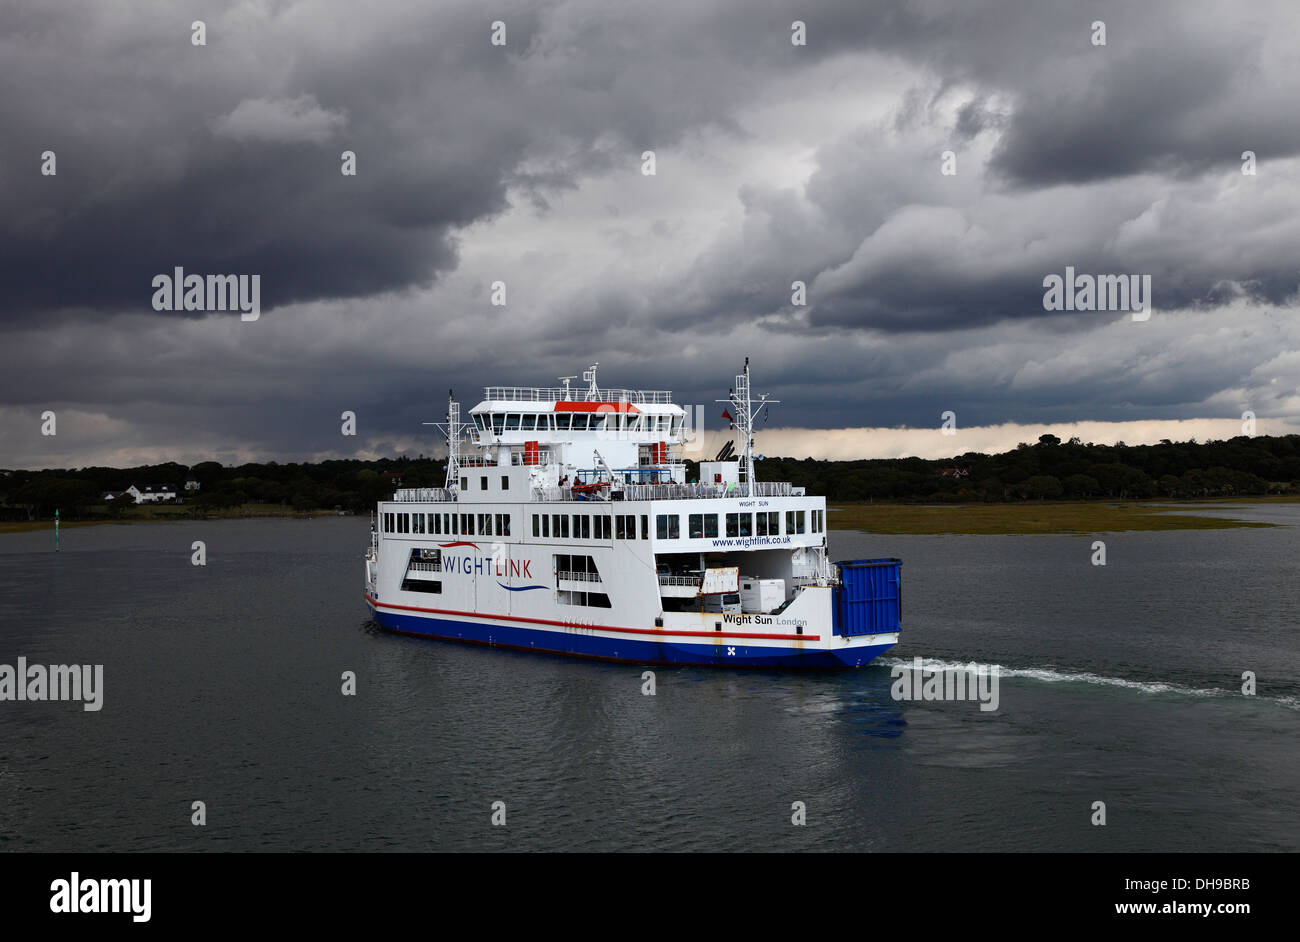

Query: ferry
[364,361,902,667]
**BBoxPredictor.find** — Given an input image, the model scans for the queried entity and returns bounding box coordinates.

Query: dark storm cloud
[0,0,915,326]
[5,0,1293,325]
[2,0,1300,467]
[0,2,549,321]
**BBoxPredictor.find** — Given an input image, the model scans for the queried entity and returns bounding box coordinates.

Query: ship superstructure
[364,362,901,667]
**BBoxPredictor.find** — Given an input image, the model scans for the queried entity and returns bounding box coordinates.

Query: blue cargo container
[832,558,902,637]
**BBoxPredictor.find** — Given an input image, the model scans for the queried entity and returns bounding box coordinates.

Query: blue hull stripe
[369,604,895,668]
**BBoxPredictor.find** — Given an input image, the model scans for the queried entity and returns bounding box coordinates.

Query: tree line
[759,434,1300,503]
[3,433,1299,520]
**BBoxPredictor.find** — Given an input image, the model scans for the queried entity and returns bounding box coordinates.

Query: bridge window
[505,414,521,430]
[555,414,570,430]
[492,414,504,434]
[570,414,589,430]
[521,414,536,431]
[474,414,487,431]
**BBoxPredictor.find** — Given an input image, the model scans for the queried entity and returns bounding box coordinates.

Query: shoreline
[827,499,1283,535]
[0,507,351,535]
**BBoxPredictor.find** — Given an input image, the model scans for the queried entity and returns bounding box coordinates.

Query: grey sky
[2,0,1297,468]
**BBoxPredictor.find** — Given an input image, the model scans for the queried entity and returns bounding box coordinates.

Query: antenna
[425,389,467,493]
[559,375,577,399]
[582,363,600,400]
[716,358,778,497]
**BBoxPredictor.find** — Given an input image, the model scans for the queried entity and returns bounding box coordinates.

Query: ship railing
[528,481,800,502]
[483,386,673,404]
[557,570,602,583]
[392,487,457,502]
[621,481,798,501]
[657,574,701,587]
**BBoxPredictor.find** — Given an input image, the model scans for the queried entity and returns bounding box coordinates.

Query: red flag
[721,409,733,421]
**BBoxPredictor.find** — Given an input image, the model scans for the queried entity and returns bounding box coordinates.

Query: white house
[127,484,178,504]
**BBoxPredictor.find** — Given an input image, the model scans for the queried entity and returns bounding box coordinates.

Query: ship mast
[428,389,467,493]
[718,358,777,497]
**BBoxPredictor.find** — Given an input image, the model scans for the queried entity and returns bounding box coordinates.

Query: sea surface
[1,508,1297,852]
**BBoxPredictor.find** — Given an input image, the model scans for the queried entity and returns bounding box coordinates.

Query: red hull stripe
[552,401,640,413]
[364,594,819,641]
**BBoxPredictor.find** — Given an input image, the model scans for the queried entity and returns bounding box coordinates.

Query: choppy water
[1,508,1297,851]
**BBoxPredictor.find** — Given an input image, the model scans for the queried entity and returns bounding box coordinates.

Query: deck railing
[394,480,803,503]
[557,570,602,583]
[392,488,456,502]
[657,574,701,587]
[529,481,799,502]
[483,386,673,404]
